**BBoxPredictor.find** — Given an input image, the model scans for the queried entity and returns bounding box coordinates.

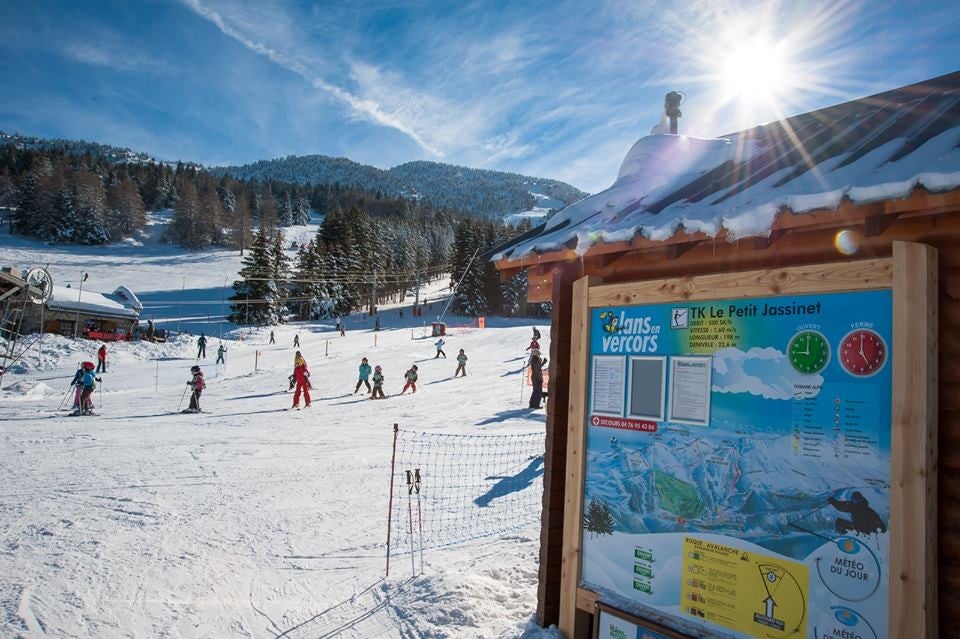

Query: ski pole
[58,386,73,410]
[177,384,189,412]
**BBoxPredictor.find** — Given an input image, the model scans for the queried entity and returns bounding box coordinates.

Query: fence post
[255,350,260,371]
[325,339,329,357]
[386,423,399,577]
[155,359,159,393]
[374,334,378,348]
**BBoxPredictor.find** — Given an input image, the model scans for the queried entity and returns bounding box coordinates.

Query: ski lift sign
[580,289,893,639]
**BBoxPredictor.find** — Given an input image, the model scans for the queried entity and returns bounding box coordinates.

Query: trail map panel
[581,291,891,639]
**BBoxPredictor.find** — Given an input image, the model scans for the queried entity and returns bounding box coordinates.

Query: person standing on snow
[371,365,385,399]
[269,330,275,344]
[185,365,204,413]
[293,333,300,348]
[455,349,468,377]
[401,364,419,394]
[434,337,446,359]
[354,357,372,394]
[216,343,226,364]
[96,344,108,373]
[291,351,312,409]
[533,327,541,341]
[69,362,87,410]
[525,337,540,352]
[528,349,547,409]
[76,363,101,415]
[197,333,207,359]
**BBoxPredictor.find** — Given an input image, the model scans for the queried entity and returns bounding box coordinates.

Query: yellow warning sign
[680,537,808,638]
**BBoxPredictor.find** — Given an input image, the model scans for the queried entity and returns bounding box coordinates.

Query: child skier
[434,337,446,358]
[455,349,468,377]
[371,365,385,399]
[354,357,372,394]
[197,333,207,359]
[216,343,226,364]
[75,363,101,415]
[526,338,540,352]
[401,364,419,394]
[293,334,300,348]
[291,351,312,409]
[185,365,204,413]
[69,362,87,410]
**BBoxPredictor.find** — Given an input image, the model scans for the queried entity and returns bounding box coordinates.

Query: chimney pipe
[665,91,683,135]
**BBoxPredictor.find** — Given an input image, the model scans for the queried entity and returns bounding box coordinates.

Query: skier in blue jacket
[354,357,372,394]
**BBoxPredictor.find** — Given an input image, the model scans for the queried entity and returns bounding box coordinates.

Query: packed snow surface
[0,219,560,638]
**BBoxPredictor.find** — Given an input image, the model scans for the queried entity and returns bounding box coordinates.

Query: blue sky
[1,0,958,193]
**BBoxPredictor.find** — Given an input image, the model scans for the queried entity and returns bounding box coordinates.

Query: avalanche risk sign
[581,291,892,639]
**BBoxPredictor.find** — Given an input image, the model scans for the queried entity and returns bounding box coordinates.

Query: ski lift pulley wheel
[24,267,53,304]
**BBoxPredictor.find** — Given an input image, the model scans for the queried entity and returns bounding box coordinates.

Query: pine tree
[106,177,146,238]
[277,190,293,226]
[270,230,291,324]
[170,181,202,248]
[228,228,283,325]
[583,499,615,538]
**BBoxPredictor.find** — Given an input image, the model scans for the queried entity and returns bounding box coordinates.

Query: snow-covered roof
[493,71,960,263]
[46,285,142,319]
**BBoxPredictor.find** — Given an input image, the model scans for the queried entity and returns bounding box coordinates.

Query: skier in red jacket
[96,344,108,373]
[291,351,312,409]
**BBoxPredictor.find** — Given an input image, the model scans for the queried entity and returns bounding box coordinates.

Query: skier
[525,338,540,352]
[269,330,275,344]
[69,362,87,410]
[528,348,547,409]
[197,333,207,359]
[828,491,887,535]
[371,365,385,399]
[434,337,446,359]
[291,351,312,409]
[185,365,204,413]
[293,334,300,348]
[75,363,101,415]
[455,349,468,377]
[354,357,372,394]
[216,343,226,364]
[335,317,342,334]
[375,316,381,331]
[96,344,108,373]
[401,364,418,394]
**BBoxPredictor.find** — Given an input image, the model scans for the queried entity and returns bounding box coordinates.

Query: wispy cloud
[61,39,173,74]
[179,0,443,155]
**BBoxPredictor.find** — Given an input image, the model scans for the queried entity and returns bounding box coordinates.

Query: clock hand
[859,334,867,362]
[803,335,810,355]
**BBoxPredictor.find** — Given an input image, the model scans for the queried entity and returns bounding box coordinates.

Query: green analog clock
[788,330,830,374]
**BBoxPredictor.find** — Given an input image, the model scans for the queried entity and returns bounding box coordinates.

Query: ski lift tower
[0,267,52,388]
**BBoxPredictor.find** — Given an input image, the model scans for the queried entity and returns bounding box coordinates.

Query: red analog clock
[839,329,887,377]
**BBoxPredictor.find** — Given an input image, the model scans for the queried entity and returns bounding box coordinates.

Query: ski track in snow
[0,220,559,638]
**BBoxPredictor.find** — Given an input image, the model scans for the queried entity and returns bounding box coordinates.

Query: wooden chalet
[493,71,960,638]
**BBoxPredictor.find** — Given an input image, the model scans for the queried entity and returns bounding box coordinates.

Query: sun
[720,37,789,105]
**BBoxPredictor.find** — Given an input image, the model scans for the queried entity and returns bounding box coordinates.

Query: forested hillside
[213,155,587,218]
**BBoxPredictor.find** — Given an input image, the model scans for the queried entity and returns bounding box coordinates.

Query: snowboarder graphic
[434,337,446,359]
[827,491,887,535]
[354,357,372,394]
[599,310,619,334]
[455,349,468,377]
[401,365,418,394]
[371,365,385,399]
[185,365,204,413]
[291,351,312,409]
[216,343,226,364]
[197,333,207,359]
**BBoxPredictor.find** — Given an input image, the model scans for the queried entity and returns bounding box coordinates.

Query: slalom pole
[406,469,415,578]
[155,359,159,393]
[520,361,527,406]
[385,423,399,577]
[57,386,73,411]
[415,468,424,576]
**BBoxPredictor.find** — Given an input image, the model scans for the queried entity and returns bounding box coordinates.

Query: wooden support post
[890,240,938,638]
[559,274,601,639]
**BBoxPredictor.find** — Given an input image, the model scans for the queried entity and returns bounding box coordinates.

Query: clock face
[839,329,887,377]
[788,330,830,374]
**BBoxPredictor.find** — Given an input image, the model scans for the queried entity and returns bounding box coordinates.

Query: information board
[581,290,891,639]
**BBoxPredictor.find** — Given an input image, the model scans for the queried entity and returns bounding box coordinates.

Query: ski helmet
[362,357,368,363]
[83,361,95,370]
[412,364,418,370]
[375,365,382,372]
[191,365,201,373]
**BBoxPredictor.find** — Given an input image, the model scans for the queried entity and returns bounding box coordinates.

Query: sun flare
[720,37,789,104]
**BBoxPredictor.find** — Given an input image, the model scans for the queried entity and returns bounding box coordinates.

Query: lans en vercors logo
[598,310,661,354]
